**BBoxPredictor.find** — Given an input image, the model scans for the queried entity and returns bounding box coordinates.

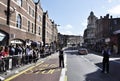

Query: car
[78,48,88,55]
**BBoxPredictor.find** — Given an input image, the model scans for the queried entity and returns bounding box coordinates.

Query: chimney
[110,16,112,19]
[106,14,109,19]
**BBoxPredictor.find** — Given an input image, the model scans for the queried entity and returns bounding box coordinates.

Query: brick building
[95,14,111,51]
[95,14,120,53]
[0,0,43,45]
[0,0,58,46]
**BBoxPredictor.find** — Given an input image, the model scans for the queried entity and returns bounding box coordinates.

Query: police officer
[59,48,64,68]
[102,44,111,73]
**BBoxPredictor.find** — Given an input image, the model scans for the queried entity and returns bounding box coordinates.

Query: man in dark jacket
[59,49,64,68]
[102,44,111,73]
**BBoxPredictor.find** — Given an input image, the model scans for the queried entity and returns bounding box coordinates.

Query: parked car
[78,48,88,55]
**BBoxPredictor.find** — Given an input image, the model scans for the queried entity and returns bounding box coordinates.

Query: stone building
[67,35,83,46]
[83,11,97,48]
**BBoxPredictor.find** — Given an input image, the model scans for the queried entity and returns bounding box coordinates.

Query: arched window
[16,14,22,29]
[17,0,22,6]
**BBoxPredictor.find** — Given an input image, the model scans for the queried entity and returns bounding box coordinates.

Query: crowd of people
[0,44,50,72]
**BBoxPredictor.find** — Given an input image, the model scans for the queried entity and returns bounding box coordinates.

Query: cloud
[81,21,87,34]
[81,20,87,27]
[58,24,74,35]
[108,0,120,3]
[65,24,73,29]
[58,24,73,30]
[108,0,112,3]
[108,5,120,15]
[62,31,73,35]
[58,24,80,35]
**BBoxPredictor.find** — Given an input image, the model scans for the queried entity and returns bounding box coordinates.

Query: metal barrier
[0,51,52,73]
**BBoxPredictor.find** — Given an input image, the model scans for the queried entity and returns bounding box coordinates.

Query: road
[65,47,120,81]
[2,47,120,81]
[4,53,63,81]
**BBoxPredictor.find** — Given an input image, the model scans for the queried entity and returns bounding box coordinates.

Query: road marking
[113,60,120,64]
[59,54,67,81]
[64,76,67,81]
[41,69,55,74]
[81,56,102,70]
[4,61,44,81]
[0,76,5,80]
[23,63,60,74]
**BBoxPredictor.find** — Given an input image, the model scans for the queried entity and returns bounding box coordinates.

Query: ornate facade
[83,11,97,48]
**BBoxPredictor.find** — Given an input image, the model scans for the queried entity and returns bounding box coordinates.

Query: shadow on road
[85,68,117,81]
[93,60,120,81]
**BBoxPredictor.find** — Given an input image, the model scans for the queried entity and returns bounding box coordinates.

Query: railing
[0,51,54,73]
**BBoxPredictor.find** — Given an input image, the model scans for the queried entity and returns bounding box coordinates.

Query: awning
[11,40,23,44]
[0,32,5,41]
[113,30,120,34]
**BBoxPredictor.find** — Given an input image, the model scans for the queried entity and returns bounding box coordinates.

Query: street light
[34,0,40,34]
[5,0,15,25]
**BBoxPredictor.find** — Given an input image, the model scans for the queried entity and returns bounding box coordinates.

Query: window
[114,20,117,25]
[17,0,22,6]
[39,27,40,35]
[29,6,31,15]
[32,23,34,33]
[28,21,30,32]
[16,14,22,29]
[38,15,41,21]
[32,9,34,17]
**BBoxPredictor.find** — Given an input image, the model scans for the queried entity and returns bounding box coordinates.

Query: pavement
[0,57,45,80]
[88,49,120,58]
[0,52,63,81]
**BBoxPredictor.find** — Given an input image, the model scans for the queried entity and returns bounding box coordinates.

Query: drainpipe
[6,0,10,25]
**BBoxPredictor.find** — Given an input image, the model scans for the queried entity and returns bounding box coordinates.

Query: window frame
[28,21,30,32]
[16,14,22,29]
[17,0,22,7]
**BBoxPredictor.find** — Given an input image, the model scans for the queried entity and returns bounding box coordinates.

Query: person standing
[59,49,64,68]
[102,44,111,73]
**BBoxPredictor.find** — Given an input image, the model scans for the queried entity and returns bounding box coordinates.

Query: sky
[36,0,120,36]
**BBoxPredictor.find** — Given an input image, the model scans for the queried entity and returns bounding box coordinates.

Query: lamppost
[34,0,40,34]
[6,0,15,25]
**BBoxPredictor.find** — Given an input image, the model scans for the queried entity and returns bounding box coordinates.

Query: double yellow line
[4,61,44,81]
